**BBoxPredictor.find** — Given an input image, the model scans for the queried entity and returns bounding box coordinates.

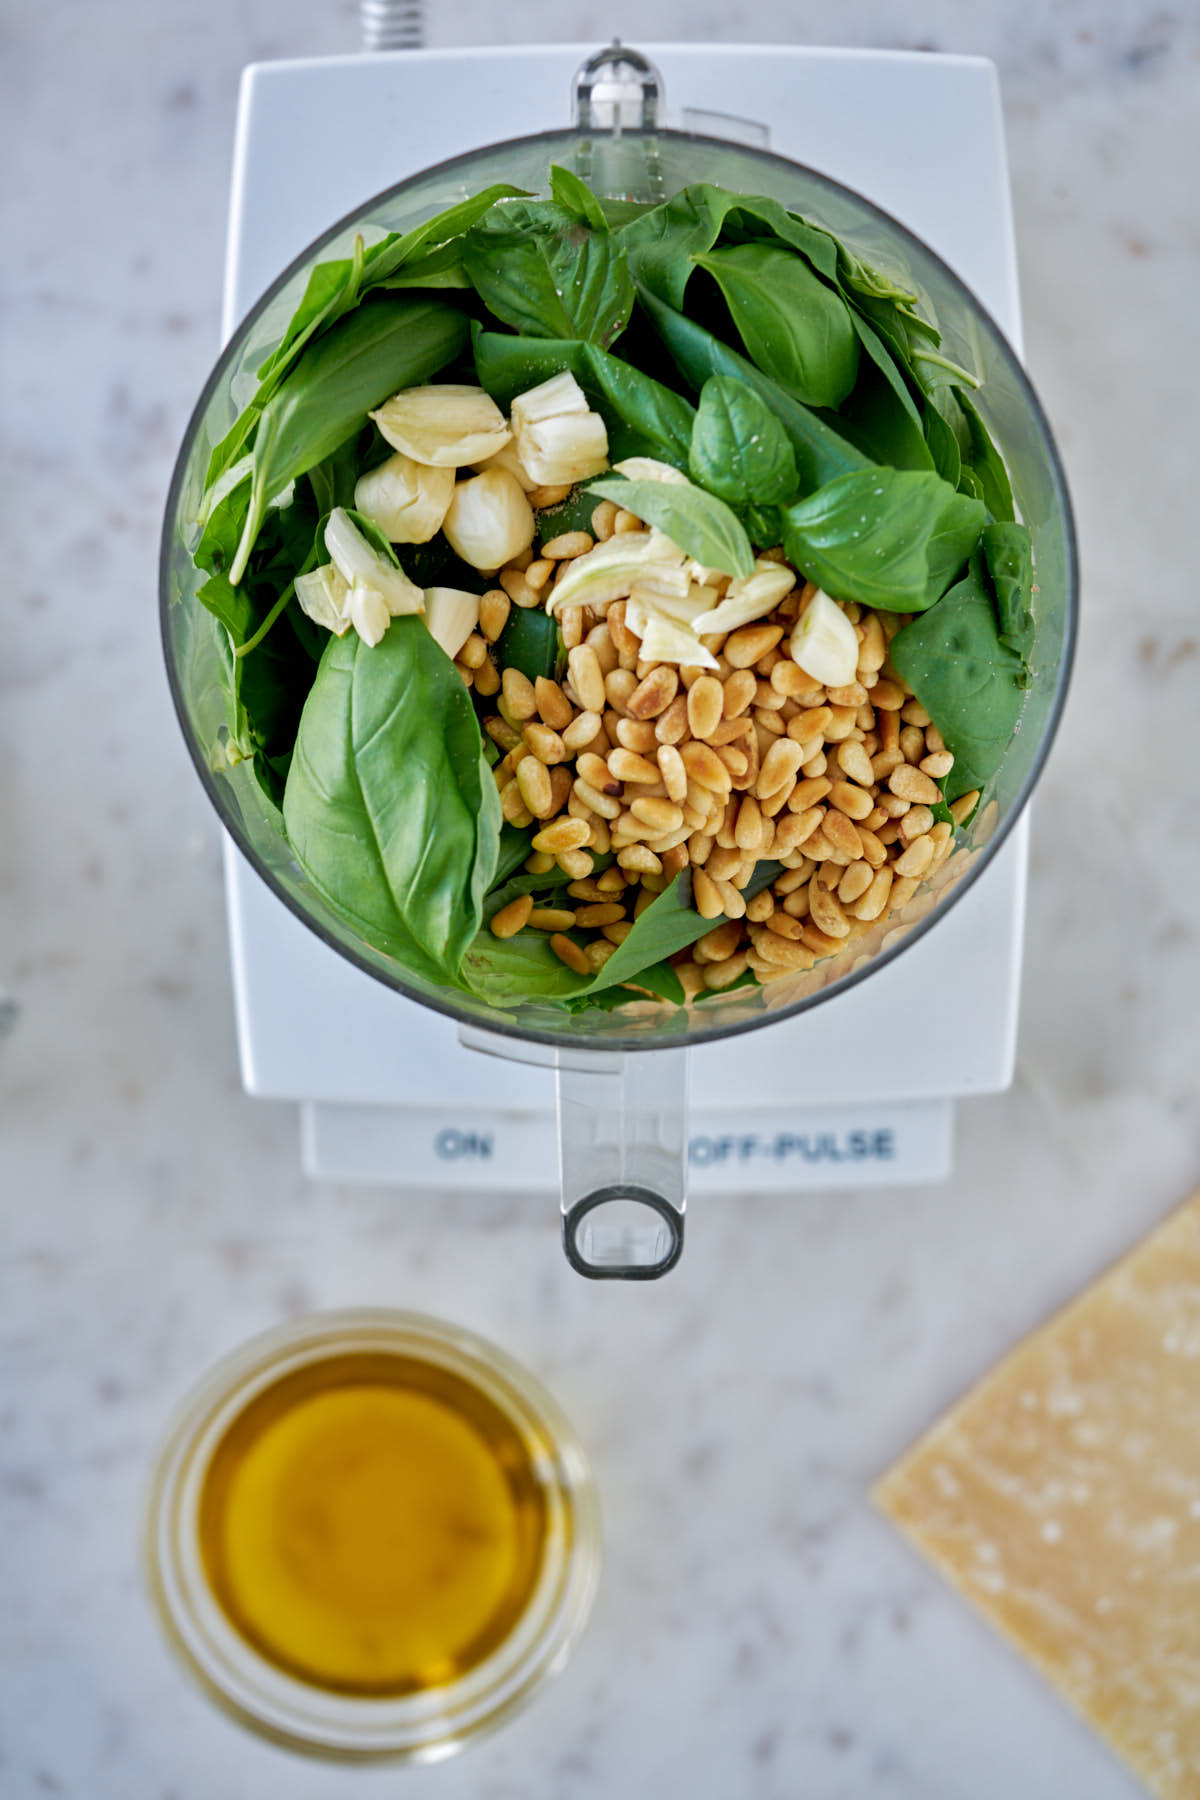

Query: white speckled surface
[2,3,1199,1797]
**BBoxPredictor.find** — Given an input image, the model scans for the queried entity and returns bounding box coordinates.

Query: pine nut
[572,779,620,820]
[757,737,806,796]
[532,817,591,853]
[614,717,657,753]
[901,700,931,727]
[627,665,679,720]
[695,920,744,962]
[557,847,594,878]
[689,832,715,865]
[950,789,981,826]
[753,681,787,711]
[550,933,590,975]
[560,710,603,754]
[850,867,894,921]
[769,659,815,698]
[790,705,832,743]
[714,744,748,780]
[836,739,875,787]
[764,911,804,940]
[567,644,606,713]
[582,940,614,973]
[725,623,783,667]
[826,680,868,709]
[603,920,634,945]
[693,867,725,920]
[713,878,746,919]
[872,748,905,781]
[900,724,926,763]
[823,810,863,861]
[799,923,844,957]
[722,669,758,717]
[774,807,824,852]
[523,722,567,764]
[607,747,660,784]
[585,624,619,677]
[709,717,751,747]
[654,694,690,744]
[680,741,733,794]
[531,677,571,731]
[920,750,955,779]
[703,951,750,990]
[613,507,642,533]
[560,607,585,651]
[822,706,859,743]
[618,844,663,875]
[656,744,688,804]
[893,833,936,879]
[754,707,786,738]
[575,902,626,927]
[539,530,591,560]
[837,861,875,905]
[828,780,874,822]
[899,804,935,843]
[857,614,887,673]
[528,907,576,931]
[501,667,538,720]
[926,726,947,753]
[855,826,888,869]
[687,675,725,739]
[500,568,538,609]
[490,895,534,938]
[705,846,742,882]
[499,780,531,825]
[734,794,765,852]
[744,890,775,924]
[485,716,522,753]
[605,668,638,713]
[607,600,641,660]
[871,679,907,710]
[478,589,510,642]
[631,797,685,834]
[781,886,811,919]
[591,500,619,541]
[574,751,616,793]
[751,929,815,969]
[527,483,573,509]
[889,764,941,805]
[789,776,831,810]
[475,657,500,696]
[516,756,554,818]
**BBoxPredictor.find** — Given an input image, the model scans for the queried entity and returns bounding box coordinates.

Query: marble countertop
[3,2,1198,1796]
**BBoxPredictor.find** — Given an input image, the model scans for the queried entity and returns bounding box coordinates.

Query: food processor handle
[557,1048,688,1279]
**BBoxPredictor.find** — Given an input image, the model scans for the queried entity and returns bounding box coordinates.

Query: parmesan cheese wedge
[875,1189,1200,1800]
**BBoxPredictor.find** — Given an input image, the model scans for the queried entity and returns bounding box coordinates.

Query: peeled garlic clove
[517,411,609,487]
[611,456,689,485]
[510,371,591,426]
[424,587,480,661]
[442,468,536,572]
[692,559,797,637]
[354,452,455,544]
[324,508,425,622]
[790,588,859,687]
[370,384,511,467]
[346,583,391,648]
[639,612,720,669]
[544,531,680,613]
[294,564,352,636]
[472,438,539,493]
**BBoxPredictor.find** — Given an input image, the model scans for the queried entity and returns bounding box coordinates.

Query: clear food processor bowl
[161,111,1077,1279]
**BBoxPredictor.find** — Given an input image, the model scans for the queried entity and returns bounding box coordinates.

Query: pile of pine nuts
[473,499,980,998]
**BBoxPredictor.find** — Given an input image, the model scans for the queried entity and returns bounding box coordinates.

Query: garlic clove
[790,588,860,687]
[441,468,536,572]
[370,384,511,467]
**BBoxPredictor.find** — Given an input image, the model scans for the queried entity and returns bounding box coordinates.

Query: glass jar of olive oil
[143,1312,601,1760]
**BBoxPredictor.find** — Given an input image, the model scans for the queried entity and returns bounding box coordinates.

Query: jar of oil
[144,1313,600,1760]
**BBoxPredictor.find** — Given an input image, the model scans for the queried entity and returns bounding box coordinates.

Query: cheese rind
[875,1192,1200,1800]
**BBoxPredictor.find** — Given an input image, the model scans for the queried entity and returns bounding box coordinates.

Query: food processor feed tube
[161,52,1076,1282]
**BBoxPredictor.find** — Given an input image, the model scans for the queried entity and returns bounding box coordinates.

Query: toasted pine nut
[822,810,863,861]
[567,644,606,713]
[478,589,510,642]
[631,796,685,834]
[893,833,936,879]
[585,625,619,678]
[773,807,824,853]
[950,789,981,826]
[583,940,616,972]
[695,920,744,962]
[799,922,844,957]
[490,895,534,938]
[626,665,679,720]
[850,867,894,921]
[654,694,690,744]
[680,740,733,794]
[780,885,811,918]
[575,902,625,928]
[920,750,955,779]
[571,779,619,820]
[703,951,750,990]
[715,744,749,779]
[688,831,715,865]
[901,699,931,727]
[686,675,725,739]
[889,764,941,805]
[837,861,875,905]
[613,507,642,533]
[693,866,725,920]
[899,804,934,844]
[653,743,687,804]
[725,623,783,668]
[618,844,663,876]
[789,776,831,810]
[835,740,875,788]
[768,659,814,698]
[532,817,591,854]
[713,877,746,920]
[515,756,554,818]
[826,680,868,709]
[734,795,765,852]
[871,678,907,710]
[605,668,637,713]
[575,751,617,793]
[499,780,531,826]
[602,920,634,946]
[527,907,576,932]
[541,530,593,560]
[527,482,573,508]
[591,499,619,540]
[614,718,658,754]
[871,749,905,782]
[743,890,774,925]
[522,722,567,765]
[530,677,570,732]
[855,826,888,869]
[899,724,926,764]
[560,710,603,754]
[523,558,553,592]
[722,669,758,717]
[828,780,874,822]
[757,737,805,797]
[550,933,590,975]
[500,568,538,609]
[705,846,741,882]
[557,847,594,878]
[752,928,815,969]
[560,606,585,651]
[606,747,660,784]
[925,725,947,753]
[501,667,539,721]
[857,614,887,673]
[485,716,523,753]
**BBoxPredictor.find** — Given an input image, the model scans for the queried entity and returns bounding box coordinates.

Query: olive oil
[197,1351,551,1696]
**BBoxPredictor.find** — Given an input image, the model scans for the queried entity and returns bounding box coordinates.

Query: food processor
[161,41,1076,1278]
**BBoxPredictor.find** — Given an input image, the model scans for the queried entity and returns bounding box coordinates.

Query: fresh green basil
[689,376,798,508]
[472,327,695,468]
[637,287,871,495]
[587,475,755,578]
[229,294,469,583]
[837,310,933,471]
[981,521,1035,666]
[462,199,635,348]
[549,163,611,232]
[481,864,576,923]
[494,606,561,683]
[781,469,986,612]
[282,617,501,977]
[889,553,1027,798]
[693,242,860,408]
[952,385,1016,523]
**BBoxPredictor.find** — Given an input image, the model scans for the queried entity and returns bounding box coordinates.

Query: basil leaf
[255,235,366,385]
[836,310,933,471]
[360,183,527,287]
[889,554,1028,798]
[693,243,860,408]
[461,928,583,1005]
[228,294,469,582]
[923,392,963,487]
[638,286,870,495]
[493,823,537,886]
[462,199,635,348]
[473,328,695,468]
[587,475,755,578]
[981,521,1035,666]
[952,385,1016,523]
[481,865,576,923]
[374,240,474,292]
[781,470,986,612]
[549,164,610,232]
[689,376,798,508]
[282,617,501,977]
[495,606,561,683]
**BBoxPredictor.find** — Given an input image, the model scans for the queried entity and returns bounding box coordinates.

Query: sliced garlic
[790,587,859,687]
[544,531,686,614]
[424,587,481,661]
[692,559,797,637]
[510,371,609,487]
[294,564,352,636]
[346,583,392,649]
[370,384,511,468]
[323,507,425,644]
[611,456,689,485]
[640,613,720,670]
[442,468,536,572]
[353,452,455,544]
